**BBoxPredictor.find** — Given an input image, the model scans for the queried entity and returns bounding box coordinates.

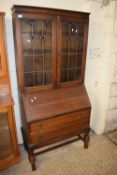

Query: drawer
[81,119,90,128]
[29,109,90,133]
[29,118,89,145]
[30,122,81,147]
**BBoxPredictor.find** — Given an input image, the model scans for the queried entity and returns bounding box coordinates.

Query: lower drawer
[29,119,90,145]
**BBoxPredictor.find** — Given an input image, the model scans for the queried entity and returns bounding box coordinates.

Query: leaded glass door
[17,14,57,90]
[57,16,87,87]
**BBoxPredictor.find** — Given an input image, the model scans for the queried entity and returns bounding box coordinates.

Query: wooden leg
[84,128,90,149]
[28,148,36,171]
[21,127,36,171]
[30,154,36,171]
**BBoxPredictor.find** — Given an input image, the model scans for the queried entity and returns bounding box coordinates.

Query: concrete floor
[0,130,117,175]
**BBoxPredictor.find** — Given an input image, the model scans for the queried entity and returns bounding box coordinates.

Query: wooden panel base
[21,127,90,171]
[20,85,91,171]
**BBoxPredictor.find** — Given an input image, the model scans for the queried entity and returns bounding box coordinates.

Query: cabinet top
[11,5,90,18]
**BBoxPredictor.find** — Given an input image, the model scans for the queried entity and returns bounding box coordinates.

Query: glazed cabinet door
[14,13,57,92]
[57,16,89,87]
[0,107,19,170]
[0,14,7,77]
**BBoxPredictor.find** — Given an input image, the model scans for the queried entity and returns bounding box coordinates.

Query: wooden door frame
[56,15,89,88]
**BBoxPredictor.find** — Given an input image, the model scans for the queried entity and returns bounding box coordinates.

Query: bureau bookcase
[12,5,91,171]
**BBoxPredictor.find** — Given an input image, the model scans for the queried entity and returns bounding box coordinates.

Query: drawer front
[29,115,90,145]
[30,122,81,145]
[29,109,90,133]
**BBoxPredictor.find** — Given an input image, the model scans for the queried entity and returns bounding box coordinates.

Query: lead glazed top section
[12,5,90,92]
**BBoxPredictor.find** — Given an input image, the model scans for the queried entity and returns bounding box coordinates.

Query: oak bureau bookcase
[12,5,91,171]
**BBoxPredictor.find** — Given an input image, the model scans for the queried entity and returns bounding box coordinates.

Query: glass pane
[75,68,82,81]
[62,39,68,54]
[77,38,84,52]
[69,55,76,68]
[21,19,53,87]
[33,34,42,55]
[0,112,13,161]
[61,55,68,69]
[61,20,85,83]
[69,39,76,53]
[45,70,52,85]
[34,56,43,71]
[61,70,67,83]
[68,69,75,81]
[76,54,82,67]
[24,56,33,72]
[35,72,43,86]
[44,55,52,70]
[24,73,34,87]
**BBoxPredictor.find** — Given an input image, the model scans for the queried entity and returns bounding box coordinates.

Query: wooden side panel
[0,14,7,77]
[0,107,20,171]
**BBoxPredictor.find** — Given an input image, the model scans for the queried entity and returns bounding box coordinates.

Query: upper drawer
[29,109,90,133]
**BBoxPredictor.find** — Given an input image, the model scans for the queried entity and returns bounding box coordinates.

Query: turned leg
[28,149,36,171]
[21,127,36,170]
[84,128,90,149]
[30,154,36,171]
